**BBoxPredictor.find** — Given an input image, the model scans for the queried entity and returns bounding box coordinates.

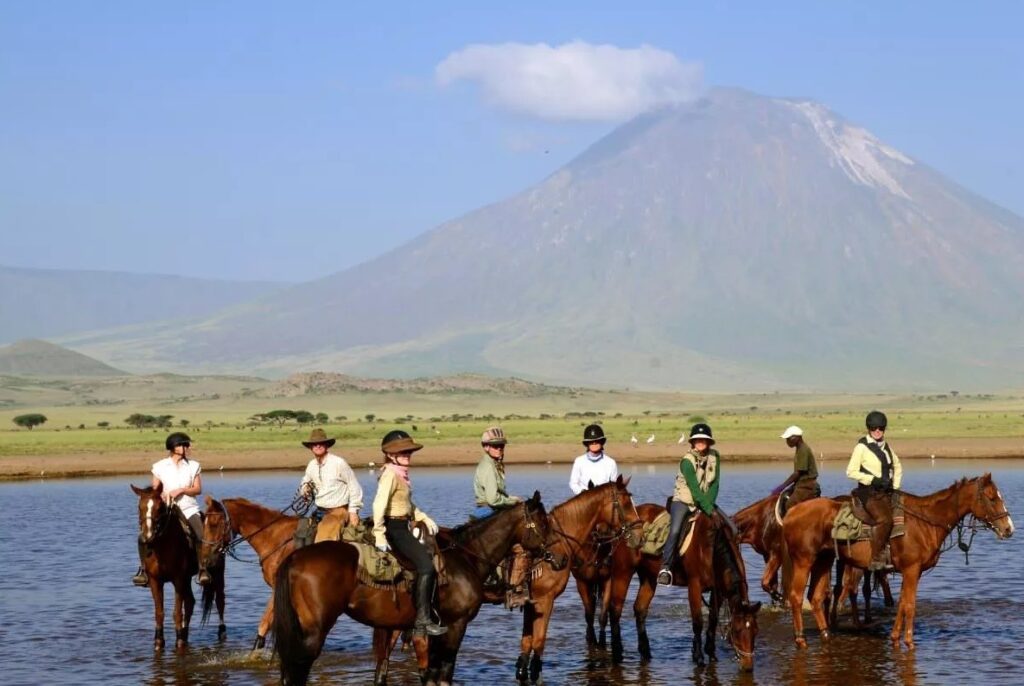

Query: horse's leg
[435,619,469,686]
[687,578,705,666]
[253,593,274,650]
[575,575,598,647]
[633,569,657,663]
[807,556,833,642]
[175,577,195,650]
[372,627,393,686]
[523,595,554,684]
[703,589,719,662]
[880,571,895,607]
[517,601,536,683]
[892,565,921,649]
[788,557,811,649]
[829,558,844,629]
[216,563,227,640]
[606,569,630,664]
[597,577,611,649]
[150,580,165,651]
[861,566,873,624]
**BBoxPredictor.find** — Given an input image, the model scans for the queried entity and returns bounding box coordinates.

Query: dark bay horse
[516,476,643,684]
[273,493,550,686]
[570,523,616,649]
[605,504,761,671]
[783,474,1014,648]
[830,563,894,629]
[201,497,300,649]
[132,484,222,651]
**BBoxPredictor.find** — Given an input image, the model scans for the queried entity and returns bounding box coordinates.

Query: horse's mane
[223,497,299,525]
[899,476,976,503]
[551,481,619,527]
[711,515,750,603]
[446,499,542,543]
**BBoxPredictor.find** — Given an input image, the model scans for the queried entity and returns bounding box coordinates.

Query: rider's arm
[339,459,364,512]
[372,471,395,547]
[892,450,903,490]
[480,461,517,508]
[569,458,584,495]
[680,459,706,512]
[845,444,874,486]
[299,461,315,495]
[705,460,720,515]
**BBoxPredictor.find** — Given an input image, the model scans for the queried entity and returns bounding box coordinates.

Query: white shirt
[569,452,619,495]
[152,456,202,519]
[301,453,365,511]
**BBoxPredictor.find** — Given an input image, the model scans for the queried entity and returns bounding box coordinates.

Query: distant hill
[60,88,1024,390]
[0,339,125,376]
[263,372,580,398]
[0,265,285,343]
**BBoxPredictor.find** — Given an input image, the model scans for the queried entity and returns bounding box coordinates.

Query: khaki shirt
[474,454,518,507]
[372,469,431,548]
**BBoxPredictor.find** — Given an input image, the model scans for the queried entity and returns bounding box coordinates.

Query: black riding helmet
[165,432,192,451]
[582,424,607,445]
[865,411,888,431]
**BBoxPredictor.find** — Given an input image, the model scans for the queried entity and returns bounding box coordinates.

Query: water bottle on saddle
[846,411,903,571]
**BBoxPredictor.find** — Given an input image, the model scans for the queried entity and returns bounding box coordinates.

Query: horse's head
[726,600,761,672]
[131,483,167,543]
[200,495,232,570]
[971,474,1015,540]
[518,491,550,555]
[610,475,643,549]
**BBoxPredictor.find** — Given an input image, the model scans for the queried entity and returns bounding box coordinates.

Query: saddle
[293,516,318,549]
[640,510,700,557]
[344,519,448,589]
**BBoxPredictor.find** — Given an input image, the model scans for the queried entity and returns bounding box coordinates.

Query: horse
[515,476,643,684]
[604,503,761,671]
[783,474,1014,649]
[829,563,894,629]
[734,492,893,617]
[569,523,616,649]
[201,497,301,650]
[273,493,551,686]
[131,483,222,651]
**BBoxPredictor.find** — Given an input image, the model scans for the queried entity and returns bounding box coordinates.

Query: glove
[880,477,893,491]
[423,517,439,536]
[870,476,883,489]
[376,543,390,553]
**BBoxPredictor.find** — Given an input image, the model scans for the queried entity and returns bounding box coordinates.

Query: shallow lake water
[1,458,1021,685]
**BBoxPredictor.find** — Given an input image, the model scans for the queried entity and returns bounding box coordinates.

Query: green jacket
[673,448,720,515]
[474,454,518,508]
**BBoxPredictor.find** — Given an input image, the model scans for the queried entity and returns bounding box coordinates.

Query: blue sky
[2,3,1022,281]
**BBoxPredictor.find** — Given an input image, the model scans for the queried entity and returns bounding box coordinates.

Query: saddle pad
[350,542,405,584]
[640,511,671,556]
[831,502,870,542]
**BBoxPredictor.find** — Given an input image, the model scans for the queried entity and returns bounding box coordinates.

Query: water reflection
[0,460,1020,685]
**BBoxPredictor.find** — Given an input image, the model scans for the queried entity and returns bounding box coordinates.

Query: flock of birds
[629,433,682,447]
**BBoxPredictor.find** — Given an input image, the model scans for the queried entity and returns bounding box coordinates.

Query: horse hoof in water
[820,629,831,642]
[217,623,227,641]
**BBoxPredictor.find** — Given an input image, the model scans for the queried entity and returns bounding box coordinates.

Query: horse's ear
[531,490,541,504]
[587,480,595,490]
[205,494,213,508]
[618,474,631,487]
[616,474,624,485]
[131,484,144,496]
[153,481,163,494]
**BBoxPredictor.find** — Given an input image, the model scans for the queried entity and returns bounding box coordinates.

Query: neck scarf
[587,451,605,462]
[384,461,410,485]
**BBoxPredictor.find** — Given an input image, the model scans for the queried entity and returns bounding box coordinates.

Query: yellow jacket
[846,436,902,489]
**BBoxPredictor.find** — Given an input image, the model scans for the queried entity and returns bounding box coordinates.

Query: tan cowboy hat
[302,428,336,448]
[381,429,423,454]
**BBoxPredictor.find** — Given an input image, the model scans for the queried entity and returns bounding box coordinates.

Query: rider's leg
[506,543,531,608]
[862,490,894,570]
[133,538,150,586]
[386,519,446,637]
[188,513,211,585]
[659,501,692,585]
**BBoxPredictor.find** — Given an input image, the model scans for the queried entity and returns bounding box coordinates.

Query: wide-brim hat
[381,430,424,455]
[302,428,336,448]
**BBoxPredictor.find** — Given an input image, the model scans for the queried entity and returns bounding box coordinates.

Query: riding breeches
[855,486,894,559]
[385,518,435,579]
[788,479,821,508]
[661,501,693,568]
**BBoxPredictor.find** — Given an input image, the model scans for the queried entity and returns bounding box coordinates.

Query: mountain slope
[0,339,125,376]
[63,88,1024,390]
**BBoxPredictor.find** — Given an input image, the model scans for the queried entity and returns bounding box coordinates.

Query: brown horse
[604,504,761,671]
[734,492,893,617]
[515,476,643,684]
[570,524,616,649]
[273,493,550,686]
[131,483,222,651]
[201,497,300,650]
[783,474,1014,649]
[829,563,894,629]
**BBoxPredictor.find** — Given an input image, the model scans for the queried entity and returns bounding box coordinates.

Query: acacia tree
[13,413,47,430]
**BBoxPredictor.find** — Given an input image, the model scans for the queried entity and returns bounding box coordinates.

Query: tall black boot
[658,506,690,586]
[133,539,149,586]
[413,575,446,637]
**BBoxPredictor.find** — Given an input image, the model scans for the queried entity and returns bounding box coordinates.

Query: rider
[372,429,446,637]
[846,411,903,570]
[132,432,211,586]
[472,426,530,607]
[658,423,720,586]
[569,424,619,495]
[299,427,364,543]
[772,425,821,509]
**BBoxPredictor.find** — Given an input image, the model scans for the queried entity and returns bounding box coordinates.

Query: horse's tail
[273,556,315,686]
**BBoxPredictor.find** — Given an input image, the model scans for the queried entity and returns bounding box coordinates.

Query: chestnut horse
[273,493,550,686]
[131,484,222,650]
[516,476,642,684]
[201,497,300,650]
[783,474,1014,648]
[570,522,617,648]
[605,504,761,671]
[829,563,894,629]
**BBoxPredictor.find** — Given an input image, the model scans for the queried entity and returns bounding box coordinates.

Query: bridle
[900,477,1012,563]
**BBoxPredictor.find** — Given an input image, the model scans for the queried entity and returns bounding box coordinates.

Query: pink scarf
[384,461,410,486]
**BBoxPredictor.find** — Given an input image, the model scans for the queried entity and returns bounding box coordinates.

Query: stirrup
[657,568,673,586]
[415,621,447,637]
[132,568,148,587]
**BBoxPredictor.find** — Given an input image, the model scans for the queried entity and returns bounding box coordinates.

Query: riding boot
[413,574,446,637]
[188,513,212,585]
[506,544,531,609]
[659,503,691,586]
[133,539,150,586]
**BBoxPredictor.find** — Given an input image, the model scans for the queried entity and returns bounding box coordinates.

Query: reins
[898,478,1009,565]
[211,491,314,566]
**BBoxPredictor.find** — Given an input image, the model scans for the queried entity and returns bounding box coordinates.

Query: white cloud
[436,40,703,122]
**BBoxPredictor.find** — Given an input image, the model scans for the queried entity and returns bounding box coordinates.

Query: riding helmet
[865,411,888,431]
[165,432,192,451]
[688,423,714,445]
[381,429,423,455]
[481,426,508,446]
[582,424,607,445]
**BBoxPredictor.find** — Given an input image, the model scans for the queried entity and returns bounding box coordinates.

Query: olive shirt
[371,469,435,548]
[793,442,818,481]
[474,454,518,508]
